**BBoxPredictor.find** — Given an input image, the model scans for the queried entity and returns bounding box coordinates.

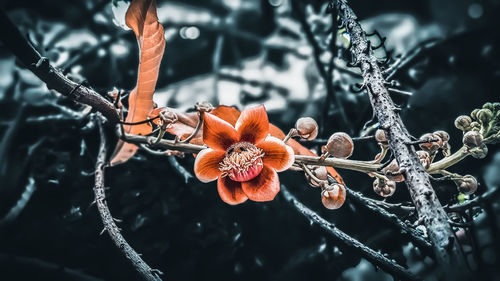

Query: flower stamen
[219,142,265,182]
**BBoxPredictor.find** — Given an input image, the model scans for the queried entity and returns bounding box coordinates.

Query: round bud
[381,159,405,182]
[295,117,318,140]
[149,107,178,128]
[462,131,483,148]
[373,178,396,197]
[321,184,346,210]
[375,129,389,147]
[477,109,493,124]
[454,115,472,131]
[457,175,478,195]
[326,132,354,158]
[433,130,450,143]
[194,101,214,112]
[470,143,488,159]
[416,150,431,169]
[305,166,328,188]
[419,133,442,154]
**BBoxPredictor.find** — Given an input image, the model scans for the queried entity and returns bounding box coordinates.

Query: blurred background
[0,0,499,280]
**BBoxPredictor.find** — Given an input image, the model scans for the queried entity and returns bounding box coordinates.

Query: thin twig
[341,180,434,257]
[168,156,193,184]
[446,186,499,212]
[0,176,37,227]
[280,185,418,281]
[0,252,104,281]
[94,117,162,281]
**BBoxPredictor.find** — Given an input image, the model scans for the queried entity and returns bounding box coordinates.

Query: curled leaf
[110,0,166,166]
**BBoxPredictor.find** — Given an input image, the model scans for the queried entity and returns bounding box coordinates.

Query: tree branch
[0,10,120,124]
[280,185,418,281]
[94,117,162,281]
[334,1,469,278]
[342,180,434,256]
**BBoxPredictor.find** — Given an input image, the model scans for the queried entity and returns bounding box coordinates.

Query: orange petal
[211,105,241,126]
[269,123,286,139]
[241,165,279,202]
[203,112,239,151]
[194,148,225,183]
[217,177,248,205]
[235,105,269,144]
[257,136,294,172]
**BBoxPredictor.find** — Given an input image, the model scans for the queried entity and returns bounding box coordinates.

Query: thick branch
[281,185,418,281]
[94,118,162,281]
[335,0,468,278]
[0,10,120,124]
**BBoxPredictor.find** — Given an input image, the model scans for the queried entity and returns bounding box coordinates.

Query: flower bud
[321,183,346,210]
[462,131,483,148]
[471,108,481,120]
[454,115,472,131]
[457,175,478,195]
[194,101,214,112]
[416,150,431,169]
[375,129,389,147]
[381,159,405,182]
[295,117,318,140]
[326,132,354,158]
[305,166,328,188]
[477,108,493,124]
[470,143,488,159]
[373,178,396,197]
[419,133,442,154]
[149,108,178,129]
[433,130,450,143]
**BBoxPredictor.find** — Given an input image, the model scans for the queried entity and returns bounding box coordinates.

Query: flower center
[219,142,265,182]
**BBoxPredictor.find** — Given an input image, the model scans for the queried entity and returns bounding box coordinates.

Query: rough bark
[94,117,162,281]
[334,0,469,279]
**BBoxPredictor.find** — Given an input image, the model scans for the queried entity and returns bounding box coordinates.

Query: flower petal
[217,177,248,205]
[241,165,279,202]
[203,112,239,151]
[257,136,294,172]
[235,105,269,144]
[194,148,225,183]
[211,105,241,126]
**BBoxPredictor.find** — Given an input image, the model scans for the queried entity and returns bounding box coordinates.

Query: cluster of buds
[304,165,328,188]
[322,132,354,159]
[455,102,500,151]
[462,131,488,159]
[373,177,396,197]
[419,130,451,157]
[303,164,346,210]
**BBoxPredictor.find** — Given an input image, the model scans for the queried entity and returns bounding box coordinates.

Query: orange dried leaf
[110,0,166,166]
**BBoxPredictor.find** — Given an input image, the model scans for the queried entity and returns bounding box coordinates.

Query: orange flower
[194,105,294,205]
